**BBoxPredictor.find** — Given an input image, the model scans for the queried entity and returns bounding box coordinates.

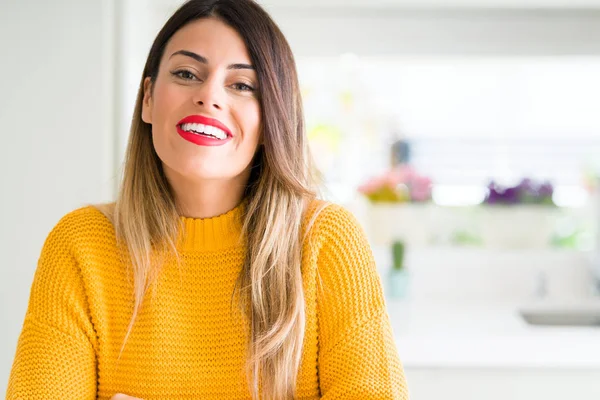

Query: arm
[6,215,98,399]
[315,205,409,399]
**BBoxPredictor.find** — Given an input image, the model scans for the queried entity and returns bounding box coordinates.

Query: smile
[180,123,228,140]
[176,115,233,147]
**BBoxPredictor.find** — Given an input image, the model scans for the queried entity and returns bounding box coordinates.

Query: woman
[6,0,408,399]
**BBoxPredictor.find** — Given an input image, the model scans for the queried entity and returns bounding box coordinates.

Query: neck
[165,165,250,219]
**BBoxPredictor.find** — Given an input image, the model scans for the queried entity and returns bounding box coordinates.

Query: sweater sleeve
[6,213,98,399]
[314,205,409,399]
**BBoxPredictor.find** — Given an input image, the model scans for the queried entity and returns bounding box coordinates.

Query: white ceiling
[262,0,600,8]
[155,0,600,10]
[272,0,600,8]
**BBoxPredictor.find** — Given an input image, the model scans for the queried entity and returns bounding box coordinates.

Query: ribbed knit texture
[6,200,408,399]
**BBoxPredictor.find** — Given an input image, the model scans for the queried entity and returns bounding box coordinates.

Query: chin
[187,166,238,182]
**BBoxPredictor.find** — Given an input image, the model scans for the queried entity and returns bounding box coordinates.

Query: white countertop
[387,299,600,369]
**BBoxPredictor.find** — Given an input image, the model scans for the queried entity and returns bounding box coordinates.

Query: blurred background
[2,0,600,398]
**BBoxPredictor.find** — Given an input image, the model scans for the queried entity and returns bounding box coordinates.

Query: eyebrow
[169,50,255,70]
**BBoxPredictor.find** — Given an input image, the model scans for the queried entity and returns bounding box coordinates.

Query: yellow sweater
[7,200,408,399]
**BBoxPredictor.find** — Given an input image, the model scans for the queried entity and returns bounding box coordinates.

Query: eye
[231,82,255,92]
[171,69,198,81]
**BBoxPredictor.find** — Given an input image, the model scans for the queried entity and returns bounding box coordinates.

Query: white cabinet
[405,368,600,400]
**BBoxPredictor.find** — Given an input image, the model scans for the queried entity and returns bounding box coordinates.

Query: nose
[192,76,223,111]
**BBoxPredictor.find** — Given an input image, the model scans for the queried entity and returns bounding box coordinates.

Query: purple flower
[538,181,554,197]
[484,178,554,205]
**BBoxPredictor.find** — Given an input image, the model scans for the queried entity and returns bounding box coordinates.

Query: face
[142,17,262,187]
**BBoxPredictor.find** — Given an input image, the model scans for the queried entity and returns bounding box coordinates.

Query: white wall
[0,0,117,395]
[267,8,600,57]
[118,0,159,164]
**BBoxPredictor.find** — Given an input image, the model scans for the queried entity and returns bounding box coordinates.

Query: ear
[141,77,153,124]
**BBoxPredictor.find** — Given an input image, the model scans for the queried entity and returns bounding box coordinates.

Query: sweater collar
[176,201,245,252]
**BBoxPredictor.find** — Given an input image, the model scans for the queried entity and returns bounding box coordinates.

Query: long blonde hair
[94,0,321,398]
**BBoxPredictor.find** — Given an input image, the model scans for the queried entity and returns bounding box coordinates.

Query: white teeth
[181,122,228,140]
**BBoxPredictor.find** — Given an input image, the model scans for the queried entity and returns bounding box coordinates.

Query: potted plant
[480,178,558,249]
[358,165,433,247]
[387,240,410,299]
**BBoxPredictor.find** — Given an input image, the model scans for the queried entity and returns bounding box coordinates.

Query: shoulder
[52,203,114,234]
[33,204,118,289]
[44,203,116,252]
[305,199,364,235]
[303,199,369,251]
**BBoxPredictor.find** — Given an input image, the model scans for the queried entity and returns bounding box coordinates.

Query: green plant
[392,241,405,270]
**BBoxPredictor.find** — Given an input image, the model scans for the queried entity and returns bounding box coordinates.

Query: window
[298,56,600,206]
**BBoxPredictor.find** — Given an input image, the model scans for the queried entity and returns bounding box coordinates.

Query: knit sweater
[6,200,408,399]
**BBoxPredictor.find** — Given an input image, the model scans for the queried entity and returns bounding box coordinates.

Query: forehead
[163,17,252,64]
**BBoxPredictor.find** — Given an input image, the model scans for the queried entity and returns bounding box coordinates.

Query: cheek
[152,82,186,126]
[238,100,261,144]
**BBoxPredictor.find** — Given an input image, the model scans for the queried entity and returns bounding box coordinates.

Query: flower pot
[368,203,433,247]
[480,205,558,249]
[386,268,410,299]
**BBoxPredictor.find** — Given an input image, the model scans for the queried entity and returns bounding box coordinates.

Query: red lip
[177,115,232,137]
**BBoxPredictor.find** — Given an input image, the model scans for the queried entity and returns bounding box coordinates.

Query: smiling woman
[5,1,409,399]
